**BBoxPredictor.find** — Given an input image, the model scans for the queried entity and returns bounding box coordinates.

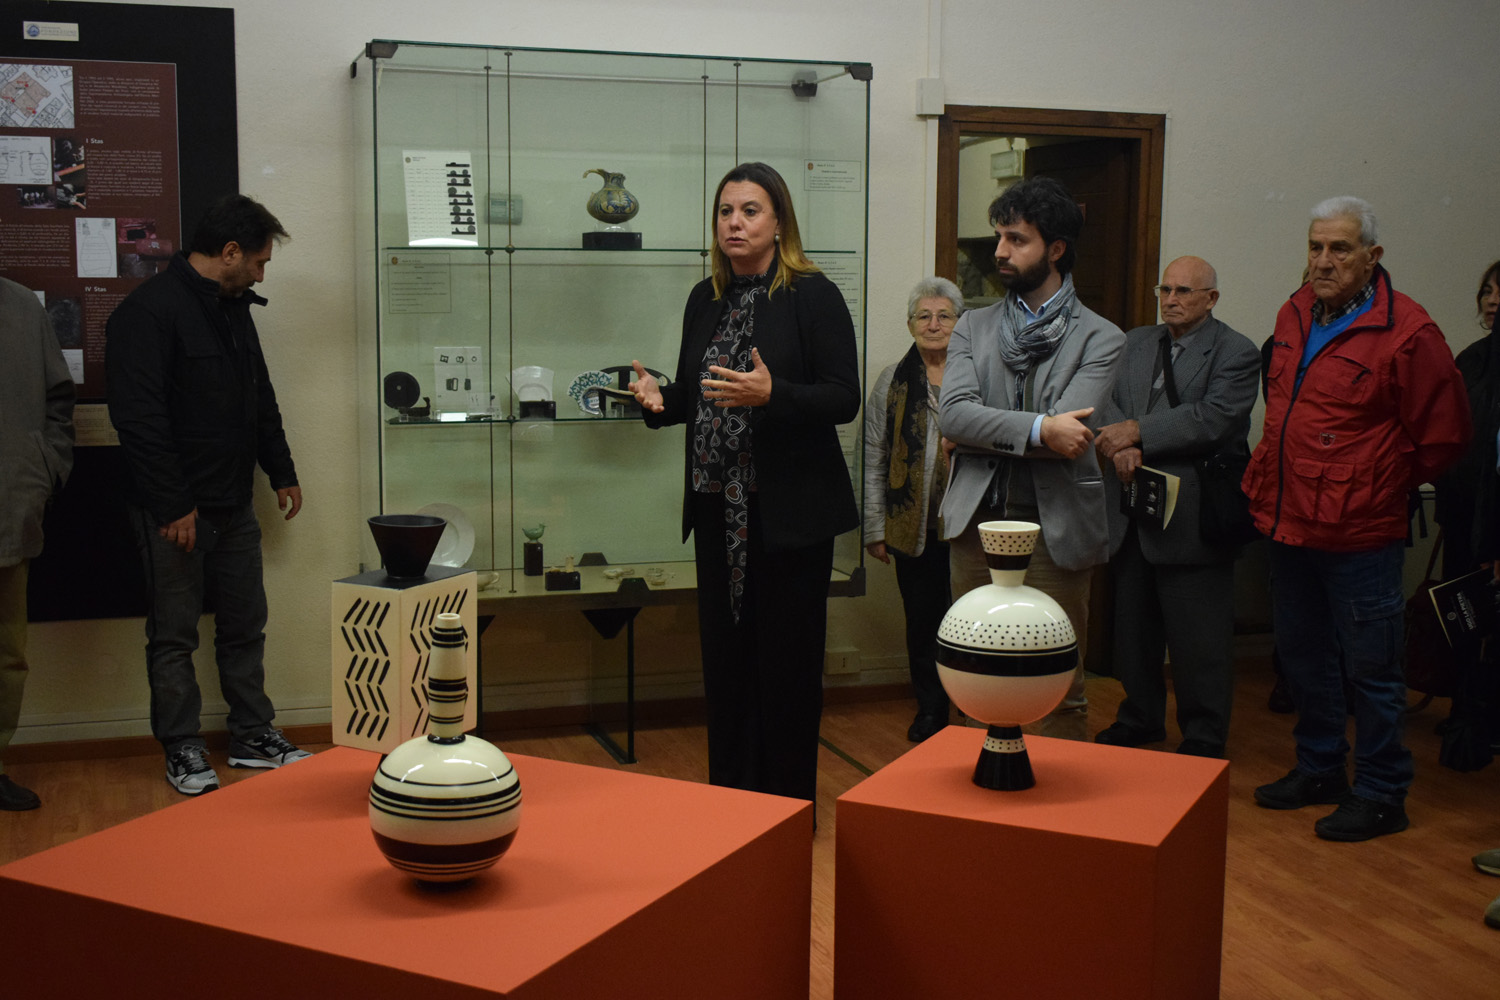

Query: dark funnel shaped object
[368,514,447,579]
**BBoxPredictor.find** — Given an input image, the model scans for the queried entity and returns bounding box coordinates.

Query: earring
[774,233,780,244]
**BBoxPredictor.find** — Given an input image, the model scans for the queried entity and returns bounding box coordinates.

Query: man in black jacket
[106,195,310,796]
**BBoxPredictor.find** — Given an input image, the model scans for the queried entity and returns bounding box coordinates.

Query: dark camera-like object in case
[519,399,556,420]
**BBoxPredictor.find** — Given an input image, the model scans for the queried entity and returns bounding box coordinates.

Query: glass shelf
[355,40,870,590]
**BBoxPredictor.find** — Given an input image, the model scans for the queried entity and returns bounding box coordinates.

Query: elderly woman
[863,277,964,742]
[630,162,860,801]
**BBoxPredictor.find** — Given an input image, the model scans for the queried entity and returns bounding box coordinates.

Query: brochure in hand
[1119,465,1180,529]
[1428,567,1500,648]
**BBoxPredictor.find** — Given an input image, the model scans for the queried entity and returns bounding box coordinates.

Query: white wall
[18,0,1500,746]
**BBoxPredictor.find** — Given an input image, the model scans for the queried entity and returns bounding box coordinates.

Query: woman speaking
[631,162,859,802]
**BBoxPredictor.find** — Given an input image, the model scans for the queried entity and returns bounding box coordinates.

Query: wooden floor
[2,658,1497,998]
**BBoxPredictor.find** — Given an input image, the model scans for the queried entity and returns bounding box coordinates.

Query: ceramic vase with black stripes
[369,612,522,883]
[936,521,1079,791]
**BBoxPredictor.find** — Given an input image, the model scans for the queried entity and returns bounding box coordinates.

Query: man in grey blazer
[1094,256,1261,757]
[940,177,1125,741]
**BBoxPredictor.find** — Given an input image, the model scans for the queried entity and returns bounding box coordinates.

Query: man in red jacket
[1244,196,1471,841]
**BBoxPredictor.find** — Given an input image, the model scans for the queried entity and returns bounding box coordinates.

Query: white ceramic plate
[568,370,614,416]
[416,502,476,568]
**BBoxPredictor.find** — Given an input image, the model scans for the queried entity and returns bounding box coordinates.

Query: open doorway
[936,106,1166,331]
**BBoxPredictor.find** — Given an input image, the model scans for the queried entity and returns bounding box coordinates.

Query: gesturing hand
[1039,407,1095,458]
[629,359,665,413]
[703,347,772,408]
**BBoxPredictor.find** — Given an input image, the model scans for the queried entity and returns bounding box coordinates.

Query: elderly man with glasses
[1245,197,1470,841]
[1094,255,1260,760]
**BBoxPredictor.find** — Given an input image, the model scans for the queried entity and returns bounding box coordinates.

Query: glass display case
[352,41,871,598]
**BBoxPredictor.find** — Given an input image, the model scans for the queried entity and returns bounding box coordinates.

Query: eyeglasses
[912,311,958,325]
[1153,285,1214,298]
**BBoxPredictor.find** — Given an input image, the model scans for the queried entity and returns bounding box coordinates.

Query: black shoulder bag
[1162,341,1262,547]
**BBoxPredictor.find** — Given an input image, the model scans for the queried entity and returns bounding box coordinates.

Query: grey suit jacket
[938,294,1124,571]
[1099,315,1261,565]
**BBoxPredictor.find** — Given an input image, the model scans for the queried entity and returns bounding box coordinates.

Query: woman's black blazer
[644,267,860,551]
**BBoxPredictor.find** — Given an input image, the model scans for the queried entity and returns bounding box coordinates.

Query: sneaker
[1253,767,1349,810]
[228,729,313,769]
[165,745,220,796]
[1473,848,1500,876]
[1314,795,1409,842]
[1094,722,1166,748]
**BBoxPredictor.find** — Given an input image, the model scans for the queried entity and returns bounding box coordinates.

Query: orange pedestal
[0,747,812,998]
[835,728,1228,1000]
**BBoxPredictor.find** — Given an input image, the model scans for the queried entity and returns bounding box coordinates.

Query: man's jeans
[130,503,275,752]
[1268,539,1412,803]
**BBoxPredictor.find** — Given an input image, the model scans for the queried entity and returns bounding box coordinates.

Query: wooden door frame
[937,106,1166,330]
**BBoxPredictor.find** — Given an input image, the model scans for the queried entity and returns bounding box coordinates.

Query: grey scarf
[985,274,1079,508]
[995,273,1078,407]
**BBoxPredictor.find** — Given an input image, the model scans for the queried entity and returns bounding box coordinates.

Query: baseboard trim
[5,684,920,764]
[3,724,337,765]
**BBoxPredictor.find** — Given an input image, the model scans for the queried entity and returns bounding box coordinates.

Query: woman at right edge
[1435,261,1500,929]
[629,162,860,802]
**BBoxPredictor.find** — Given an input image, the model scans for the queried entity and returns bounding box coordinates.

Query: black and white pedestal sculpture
[936,521,1079,790]
[369,612,522,884]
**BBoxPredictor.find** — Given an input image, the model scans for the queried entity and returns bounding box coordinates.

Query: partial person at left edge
[0,276,76,810]
[105,194,312,797]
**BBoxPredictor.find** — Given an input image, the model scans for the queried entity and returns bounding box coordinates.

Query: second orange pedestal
[835,727,1228,1000]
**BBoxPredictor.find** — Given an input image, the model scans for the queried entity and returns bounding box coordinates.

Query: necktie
[1150,336,1177,408]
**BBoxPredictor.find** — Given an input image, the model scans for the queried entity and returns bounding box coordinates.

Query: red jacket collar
[1287,264,1394,334]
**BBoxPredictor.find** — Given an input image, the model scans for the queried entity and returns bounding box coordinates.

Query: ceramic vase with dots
[368,612,522,883]
[936,521,1078,790]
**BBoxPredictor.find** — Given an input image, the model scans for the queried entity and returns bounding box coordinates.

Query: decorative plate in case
[567,369,613,416]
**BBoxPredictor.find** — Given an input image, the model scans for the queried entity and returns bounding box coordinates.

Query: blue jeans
[129,503,276,753]
[1268,539,1412,803]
